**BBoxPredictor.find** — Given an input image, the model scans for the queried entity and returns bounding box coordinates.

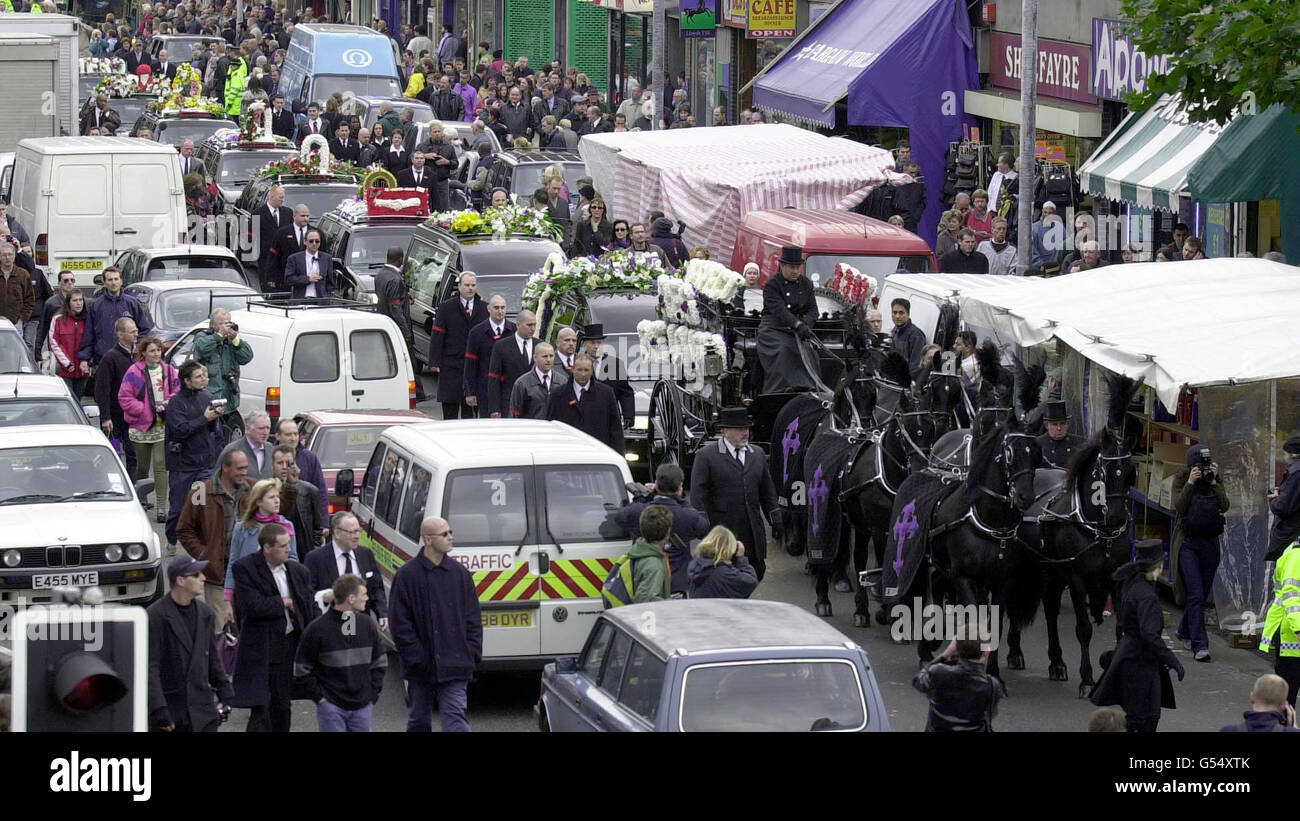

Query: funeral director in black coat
[304,510,389,631]
[429,272,489,419]
[1090,539,1186,732]
[547,353,625,453]
[689,406,780,582]
[484,309,538,418]
[758,245,820,394]
[1036,399,1087,469]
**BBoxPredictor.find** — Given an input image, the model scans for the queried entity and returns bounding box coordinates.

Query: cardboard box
[1152,441,1190,464]
[1158,474,1177,509]
[1135,461,1150,496]
[1147,460,1178,501]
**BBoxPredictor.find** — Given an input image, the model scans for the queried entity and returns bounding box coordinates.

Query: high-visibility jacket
[223,57,248,117]
[1261,541,1300,658]
[31,2,44,12]
[0,0,16,12]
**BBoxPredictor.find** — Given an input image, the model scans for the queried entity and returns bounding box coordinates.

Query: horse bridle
[1037,435,1133,555]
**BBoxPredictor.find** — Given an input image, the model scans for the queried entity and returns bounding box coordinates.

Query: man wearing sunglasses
[147,555,234,732]
[389,516,482,732]
[284,228,336,299]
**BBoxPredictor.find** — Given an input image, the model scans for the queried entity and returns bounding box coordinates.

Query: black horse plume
[878,350,912,389]
[1014,359,1047,418]
[1104,371,1144,434]
[975,341,1010,403]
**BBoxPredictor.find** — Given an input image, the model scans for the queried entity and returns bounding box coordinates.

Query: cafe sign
[990,31,1097,106]
[746,0,794,38]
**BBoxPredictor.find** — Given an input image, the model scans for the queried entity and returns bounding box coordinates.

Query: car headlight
[126,543,146,561]
[104,544,123,562]
[2,548,19,568]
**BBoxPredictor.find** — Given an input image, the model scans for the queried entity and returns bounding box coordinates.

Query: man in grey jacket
[509,341,567,419]
[217,410,276,481]
[500,86,532,140]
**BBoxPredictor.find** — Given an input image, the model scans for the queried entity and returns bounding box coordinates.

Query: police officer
[1036,399,1085,469]
[1267,435,1300,561]
[757,245,819,394]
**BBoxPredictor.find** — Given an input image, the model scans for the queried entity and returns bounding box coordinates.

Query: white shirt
[574,381,586,401]
[535,368,551,391]
[270,562,293,633]
[558,352,573,370]
[304,254,319,297]
[245,437,264,471]
[517,335,531,359]
[334,542,358,578]
[490,323,504,337]
[726,441,746,465]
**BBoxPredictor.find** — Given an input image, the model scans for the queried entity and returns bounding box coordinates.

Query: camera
[229,322,238,333]
[209,398,228,412]
[223,371,240,395]
[1197,448,1214,480]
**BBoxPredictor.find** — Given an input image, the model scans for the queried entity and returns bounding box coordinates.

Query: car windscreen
[311,425,388,470]
[0,330,35,372]
[0,399,82,427]
[283,185,361,219]
[509,162,586,196]
[680,660,868,732]
[588,293,658,381]
[218,150,294,185]
[156,118,238,146]
[805,253,933,281]
[316,74,402,99]
[0,445,131,505]
[346,226,421,269]
[156,289,252,329]
[145,257,245,284]
[539,465,626,542]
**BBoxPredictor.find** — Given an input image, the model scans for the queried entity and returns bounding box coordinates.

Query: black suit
[429,295,488,417]
[263,222,308,292]
[283,250,336,299]
[295,118,328,146]
[593,352,635,425]
[178,154,204,178]
[463,319,513,409]
[256,204,293,276]
[395,165,432,190]
[229,553,316,732]
[304,540,388,620]
[329,137,362,164]
[383,146,411,175]
[270,107,296,140]
[156,62,179,81]
[547,378,625,454]
[125,51,153,73]
[690,438,779,579]
[147,594,233,732]
[485,334,534,417]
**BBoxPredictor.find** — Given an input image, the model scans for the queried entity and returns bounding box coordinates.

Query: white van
[10,137,186,289]
[167,299,416,430]
[878,273,1026,346]
[344,420,635,668]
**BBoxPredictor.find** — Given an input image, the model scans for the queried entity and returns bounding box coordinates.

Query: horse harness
[1029,443,1133,564]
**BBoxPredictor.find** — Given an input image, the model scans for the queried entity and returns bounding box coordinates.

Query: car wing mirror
[554,656,578,673]
[335,468,354,498]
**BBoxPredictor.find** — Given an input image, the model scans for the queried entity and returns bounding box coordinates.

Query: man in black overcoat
[462,293,512,415]
[547,353,625,453]
[483,309,537,418]
[689,406,781,582]
[428,271,487,419]
[147,555,234,732]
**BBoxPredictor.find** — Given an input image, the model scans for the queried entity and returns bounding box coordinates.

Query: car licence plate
[481,610,532,628]
[61,260,104,271]
[33,571,99,589]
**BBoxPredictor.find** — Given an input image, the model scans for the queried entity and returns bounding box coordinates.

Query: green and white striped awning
[1079,94,1227,211]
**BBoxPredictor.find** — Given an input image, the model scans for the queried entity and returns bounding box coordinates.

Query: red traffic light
[54,653,128,713]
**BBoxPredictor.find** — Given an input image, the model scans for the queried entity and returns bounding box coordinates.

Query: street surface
[148,373,1275,732]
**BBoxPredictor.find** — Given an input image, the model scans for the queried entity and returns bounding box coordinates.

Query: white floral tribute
[681,258,745,302]
[81,57,127,75]
[299,134,331,176]
[636,319,726,366]
[655,274,702,326]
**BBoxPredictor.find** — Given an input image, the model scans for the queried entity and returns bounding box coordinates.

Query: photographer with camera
[611,463,710,597]
[1171,444,1229,663]
[163,360,228,548]
[193,308,254,442]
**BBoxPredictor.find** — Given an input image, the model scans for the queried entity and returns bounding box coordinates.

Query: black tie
[297,227,303,247]
[734,448,744,466]
[521,339,529,360]
[271,208,278,226]
[343,551,354,575]
[542,374,549,392]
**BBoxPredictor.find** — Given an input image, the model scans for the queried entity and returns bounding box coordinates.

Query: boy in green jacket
[629,505,673,603]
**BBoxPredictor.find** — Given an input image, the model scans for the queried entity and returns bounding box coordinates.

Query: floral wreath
[425,200,563,242]
[826,262,879,307]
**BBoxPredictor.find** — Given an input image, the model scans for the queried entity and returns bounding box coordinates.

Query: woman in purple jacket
[119,337,180,522]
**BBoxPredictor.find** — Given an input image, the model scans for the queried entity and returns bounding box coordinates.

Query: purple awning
[753,0,979,244]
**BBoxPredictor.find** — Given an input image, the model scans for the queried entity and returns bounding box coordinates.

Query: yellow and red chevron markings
[472,558,616,602]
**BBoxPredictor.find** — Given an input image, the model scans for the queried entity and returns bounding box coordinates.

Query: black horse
[1009,373,1142,697]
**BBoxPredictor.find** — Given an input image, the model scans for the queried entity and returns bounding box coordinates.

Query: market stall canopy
[578,124,898,262]
[955,259,1300,408]
[1078,94,1228,210]
[748,0,977,250]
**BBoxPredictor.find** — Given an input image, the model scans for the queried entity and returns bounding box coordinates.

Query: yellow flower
[450,212,483,233]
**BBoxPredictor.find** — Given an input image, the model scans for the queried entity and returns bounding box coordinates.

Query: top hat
[718,406,752,428]
[1132,539,1164,567]
[1285,434,1300,456]
[579,323,605,340]
[779,246,804,266]
[1043,400,1070,422]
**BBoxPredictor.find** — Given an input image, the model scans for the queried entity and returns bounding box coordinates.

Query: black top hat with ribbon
[718,406,753,428]
[1043,400,1070,422]
[1132,539,1165,567]
[579,323,605,340]
[779,246,804,266]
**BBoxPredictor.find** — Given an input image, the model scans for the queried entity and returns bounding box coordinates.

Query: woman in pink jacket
[119,337,180,523]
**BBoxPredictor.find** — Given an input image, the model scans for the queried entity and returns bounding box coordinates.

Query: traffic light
[11,604,146,732]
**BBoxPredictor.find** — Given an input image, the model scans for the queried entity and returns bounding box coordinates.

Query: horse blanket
[804,429,862,566]
[881,472,958,604]
[767,394,828,507]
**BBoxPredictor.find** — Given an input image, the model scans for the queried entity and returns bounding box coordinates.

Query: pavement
[152,372,1272,731]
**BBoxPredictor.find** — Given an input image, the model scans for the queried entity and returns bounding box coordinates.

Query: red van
[731,209,937,287]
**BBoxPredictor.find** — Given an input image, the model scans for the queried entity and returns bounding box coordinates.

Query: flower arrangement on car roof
[425,199,564,242]
[207,127,293,150]
[521,248,668,312]
[152,62,225,116]
[826,262,879,307]
[253,136,365,181]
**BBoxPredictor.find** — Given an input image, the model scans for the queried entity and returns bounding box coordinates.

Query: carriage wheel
[648,380,687,475]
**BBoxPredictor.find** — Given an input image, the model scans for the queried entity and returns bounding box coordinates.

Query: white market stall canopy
[955,259,1300,408]
[578,124,899,262]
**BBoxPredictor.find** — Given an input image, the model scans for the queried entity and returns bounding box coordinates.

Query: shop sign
[990,31,1097,105]
[1035,136,1066,162]
[681,0,717,38]
[596,0,653,11]
[721,0,746,28]
[1091,18,1173,102]
[1204,203,1228,258]
[746,0,794,38]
